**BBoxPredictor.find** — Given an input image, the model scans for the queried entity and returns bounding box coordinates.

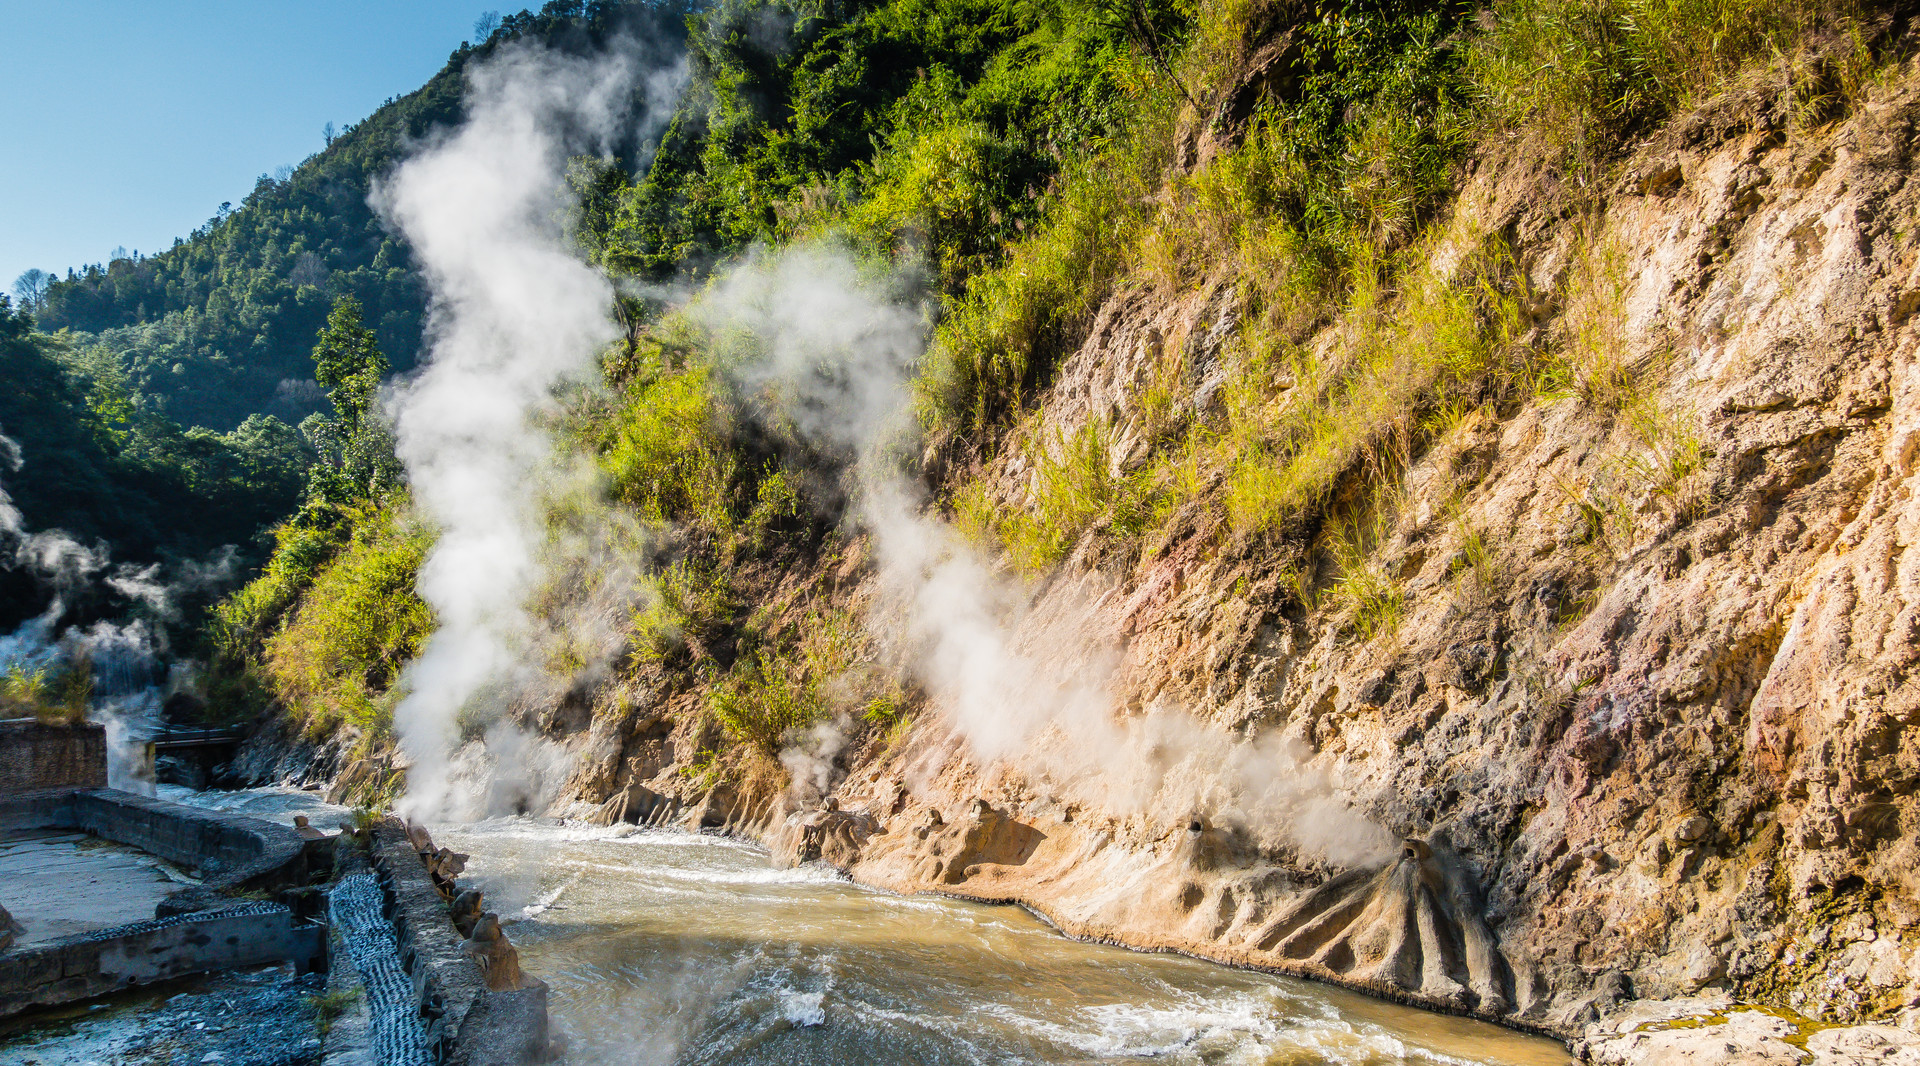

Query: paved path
[0,831,190,945]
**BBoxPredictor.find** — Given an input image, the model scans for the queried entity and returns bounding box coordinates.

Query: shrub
[707,650,831,753]
[0,662,92,726]
[706,604,894,752]
[631,558,741,666]
[920,142,1161,434]
[262,507,434,736]
[594,362,740,530]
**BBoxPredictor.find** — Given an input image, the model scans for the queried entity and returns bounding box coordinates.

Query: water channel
[9,786,1573,1065]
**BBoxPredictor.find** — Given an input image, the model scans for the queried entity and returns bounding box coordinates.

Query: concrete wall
[0,787,324,891]
[0,721,106,792]
[0,903,322,1017]
[0,787,331,1018]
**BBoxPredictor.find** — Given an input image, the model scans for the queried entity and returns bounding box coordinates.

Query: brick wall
[0,721,106,792]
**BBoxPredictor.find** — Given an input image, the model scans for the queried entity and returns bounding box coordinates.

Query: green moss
[1638,1005,1844,1052]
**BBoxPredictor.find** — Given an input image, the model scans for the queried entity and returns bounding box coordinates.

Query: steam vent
[0,723,555,1063]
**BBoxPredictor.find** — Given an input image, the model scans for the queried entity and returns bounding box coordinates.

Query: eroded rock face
[553,56,1920,1043]
[842,794,1531,1017]
[1575,997,1920,1064]
[847,66,1920,1032]
[770,799,882,869]
[586,781,674,827]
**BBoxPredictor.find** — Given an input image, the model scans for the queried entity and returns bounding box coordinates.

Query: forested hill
[31,1,691,433]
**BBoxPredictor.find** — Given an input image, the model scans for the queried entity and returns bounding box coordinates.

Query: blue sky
[0,2,499,289]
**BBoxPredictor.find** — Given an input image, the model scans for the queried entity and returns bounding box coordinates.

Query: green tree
[303,296,401,504]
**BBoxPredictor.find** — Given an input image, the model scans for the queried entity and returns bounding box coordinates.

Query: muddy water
[165,789,1570,1066]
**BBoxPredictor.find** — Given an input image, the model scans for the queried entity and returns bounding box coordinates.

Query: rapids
[168,787,1570,1066]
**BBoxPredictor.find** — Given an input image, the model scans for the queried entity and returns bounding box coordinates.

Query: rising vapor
[686,249,1392,866]
[375,38,1383,860]
[375,38,685,819]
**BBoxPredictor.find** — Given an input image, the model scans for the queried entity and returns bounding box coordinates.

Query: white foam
[780,990,826,1028]
[979,989,1495,1066]
[516,870,580,920]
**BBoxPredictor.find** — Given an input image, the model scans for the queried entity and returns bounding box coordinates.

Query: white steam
[0,428,226,795]
[375,42,1384,863]
[376,39,685,820]
[686,251,1392,867]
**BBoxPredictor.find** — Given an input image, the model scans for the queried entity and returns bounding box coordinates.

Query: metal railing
[151,726,245,750]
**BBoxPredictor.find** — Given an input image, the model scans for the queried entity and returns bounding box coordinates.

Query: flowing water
[162,788,1569,1066]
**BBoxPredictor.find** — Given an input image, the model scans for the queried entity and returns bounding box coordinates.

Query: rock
[405,823,434,854]
[588,782,670,826]
[1440,640,1500,692]
[1581,999,1920,1064]
[1676,816,1714,844]
[1683,947,1729,991]
[1805,1024,1920,1063]
[1246,836,1510,1011]
[424,846,469,900]
[155,754,208,790]
[450,889,485,939]
[1558,971,1635,1031]
[773,802,880,869]
[292,815,327,840]
[0,901,18,951]
[460,914,525,992]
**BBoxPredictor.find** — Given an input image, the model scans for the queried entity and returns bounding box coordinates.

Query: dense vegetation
[0,296,309,627]
[180,0,1908,771]
[1,2,695,663]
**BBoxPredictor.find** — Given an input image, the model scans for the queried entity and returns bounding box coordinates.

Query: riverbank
[435,812,1573,1065]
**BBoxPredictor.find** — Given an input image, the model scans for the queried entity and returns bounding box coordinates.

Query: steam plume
[376,39,685,819]
[0,428,222,795]
[375,41,1384,861]
[687,250,1392,866]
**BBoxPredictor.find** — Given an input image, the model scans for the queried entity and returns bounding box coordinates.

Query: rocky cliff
[211,23,1920,1063]
[515,53,1920,1051]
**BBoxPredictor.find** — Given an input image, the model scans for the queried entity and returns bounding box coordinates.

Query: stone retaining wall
[0,787,326,892]
[0,721,106,792]
[366,826,550,1066]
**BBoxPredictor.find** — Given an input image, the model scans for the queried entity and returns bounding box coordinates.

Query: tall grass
[1469,0,1884,148]
[970,418,1157,570]
[707,606,894,752]
[593,362,740,530]
[1221,246,1528,535]
[262,508,435,737]
[0,662,91,725]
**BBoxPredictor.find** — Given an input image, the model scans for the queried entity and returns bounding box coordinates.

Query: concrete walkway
[0,830,189,945]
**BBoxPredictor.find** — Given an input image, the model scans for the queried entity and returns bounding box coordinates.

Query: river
[160,786,1569,1066]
